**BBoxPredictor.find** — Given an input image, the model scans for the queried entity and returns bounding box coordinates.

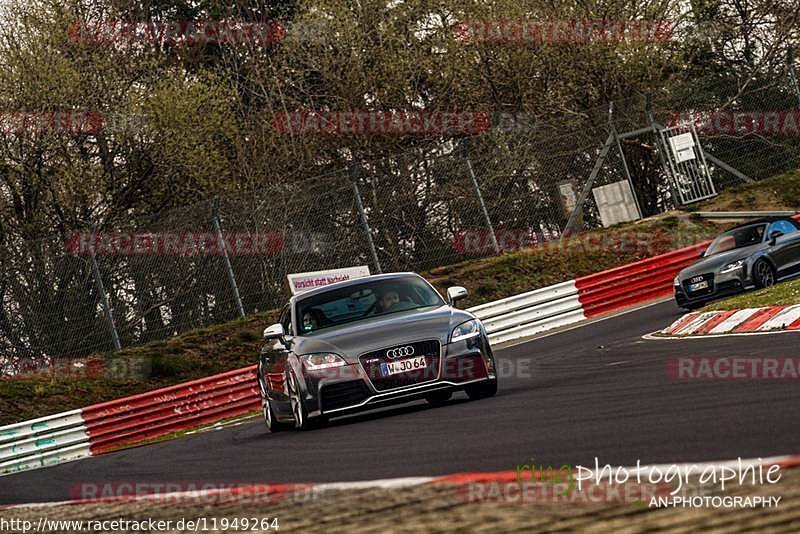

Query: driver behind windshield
[302,309,324,333]
[736,225,765,246]
[378,290,401,313]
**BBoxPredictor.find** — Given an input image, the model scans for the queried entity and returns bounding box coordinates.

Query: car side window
[279,305,293,336]
[770,220,797,236]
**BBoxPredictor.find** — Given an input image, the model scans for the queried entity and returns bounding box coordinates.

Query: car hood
[678,244,763,279]
[290,305,475,360]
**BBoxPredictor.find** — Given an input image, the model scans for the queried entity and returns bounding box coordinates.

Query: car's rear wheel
[753,259,776,289]
[424,390,452,406]
[465,379,498,400]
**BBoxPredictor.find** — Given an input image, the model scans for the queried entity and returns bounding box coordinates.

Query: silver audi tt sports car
[674,216,800,310]
[257,272,498,431]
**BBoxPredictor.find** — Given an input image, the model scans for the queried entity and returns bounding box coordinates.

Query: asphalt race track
[4,300,800,505]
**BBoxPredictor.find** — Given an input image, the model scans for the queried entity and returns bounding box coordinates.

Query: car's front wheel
[286,369,311,430]
[681,301,705,311]
[753,259,776,289]
[258,364,290,433]
[465,379,498,400]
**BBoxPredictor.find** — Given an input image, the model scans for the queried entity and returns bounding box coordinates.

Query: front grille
[320,380,371,412]
[360,340,441,391]
[682,273,715,298]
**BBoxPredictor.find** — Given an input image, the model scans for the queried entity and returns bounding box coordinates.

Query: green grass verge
[702,278,800,311]
[3,169,799,425]
[688,168,800,212]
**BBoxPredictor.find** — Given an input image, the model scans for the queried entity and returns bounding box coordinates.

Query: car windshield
[295,276,444,335]
[704,223,767,257]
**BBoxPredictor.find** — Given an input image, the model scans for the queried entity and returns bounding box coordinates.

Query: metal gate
[658,122,717,205]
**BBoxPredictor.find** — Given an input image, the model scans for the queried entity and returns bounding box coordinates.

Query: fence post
[462,139,500,254]
[351,166,383,273]
[609,101,643,218]
[646,102,679,209]
[88,243,121,351]
[561,103,617,238]
[789,47,800,108]
[212,198,245,318]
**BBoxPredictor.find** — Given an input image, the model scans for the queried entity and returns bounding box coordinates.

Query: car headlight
[450,319,482,343]
[719,259,746,274]
[673,275,681,286]
[301,353,346,370]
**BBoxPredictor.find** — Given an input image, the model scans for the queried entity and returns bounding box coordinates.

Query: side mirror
[263,323,285,341]
[447,286,468,307]
[770,230,784,245]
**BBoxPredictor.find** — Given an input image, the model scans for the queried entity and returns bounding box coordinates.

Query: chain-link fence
[3,55,800,363]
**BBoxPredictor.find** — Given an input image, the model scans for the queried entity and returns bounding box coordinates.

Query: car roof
[727,216,796,230]
[289,272,425,304]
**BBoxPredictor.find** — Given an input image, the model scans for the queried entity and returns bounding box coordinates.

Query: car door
[260,304,294,402]
[767,220,800,276]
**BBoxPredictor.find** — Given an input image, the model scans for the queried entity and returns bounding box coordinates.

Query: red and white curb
[656,305,800,338]
[4,455,799,510]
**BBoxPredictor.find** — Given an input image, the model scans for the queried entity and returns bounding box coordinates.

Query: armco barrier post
[212,198,245,318]
[351,166,383,273]
[462,139,500,254]
[89,243,121,351]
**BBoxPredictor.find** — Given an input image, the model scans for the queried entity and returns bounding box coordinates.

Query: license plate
[381,356,427,376]
[689,281,709,292]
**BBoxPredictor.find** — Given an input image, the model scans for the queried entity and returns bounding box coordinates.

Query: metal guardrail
[468,281,585,345]
[694,211,796,219]
[575,243,710,317]
[0,368,259,475]
[0,410,90,475]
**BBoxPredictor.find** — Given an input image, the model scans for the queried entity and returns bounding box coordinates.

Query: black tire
[424,390,452,406]
[286,369,311,430]
[753,259,776,289]
[258,364,289,433]
[465,379,498,400]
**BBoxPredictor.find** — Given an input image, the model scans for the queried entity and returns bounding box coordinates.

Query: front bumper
[674,267,751,308]
[302,334,496,418]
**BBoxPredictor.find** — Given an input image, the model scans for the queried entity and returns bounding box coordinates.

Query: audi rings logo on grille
[386,345,415,359]
[691,276,704,283]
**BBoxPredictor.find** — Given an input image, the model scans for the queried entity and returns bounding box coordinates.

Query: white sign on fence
[668,132,696,163]
[592,180,642,227]
[287,266,371,295]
